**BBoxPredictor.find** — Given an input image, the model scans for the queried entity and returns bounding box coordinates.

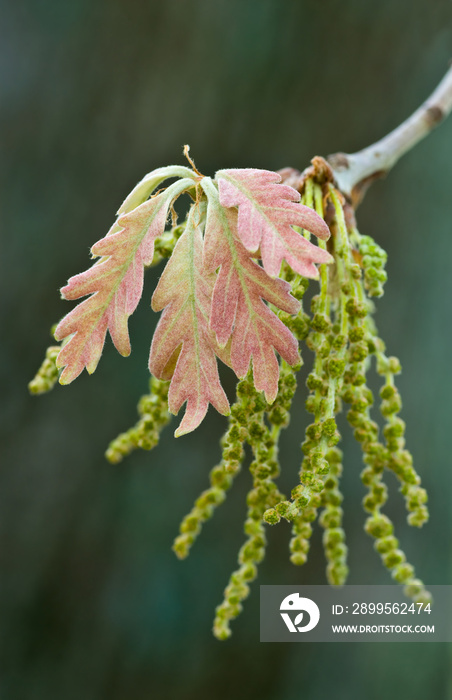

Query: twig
[327,63,452,204]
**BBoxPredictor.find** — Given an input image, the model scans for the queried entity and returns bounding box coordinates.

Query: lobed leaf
[201,177,301,403]
[52,160,334,433]
[55,178,193,384]
[216,168,332,277]
[149,202,230,437]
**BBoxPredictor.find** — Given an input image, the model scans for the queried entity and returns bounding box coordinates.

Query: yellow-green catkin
[291,185,348,577]
[263,179,430,607]
[28,345,60,395]
[150,222,185,267]
[264,183,348,586]
[331,191,431,605]
[172,375,254,560]
[213,364,297,640]
[353,230,388,298]
[284,293,345,569]
[372,337,428,527]
[318,447,348,585]
[105,377,171,463]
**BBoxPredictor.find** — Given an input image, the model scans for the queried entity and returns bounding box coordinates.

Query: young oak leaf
[97,166,198,251]
[149,202,230,437]
[117,165,197,217]
[54,177,193,384]
[201,176,300,403]
[216,168,332,277]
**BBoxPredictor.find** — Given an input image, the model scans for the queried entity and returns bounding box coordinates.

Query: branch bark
[326,63,452,204]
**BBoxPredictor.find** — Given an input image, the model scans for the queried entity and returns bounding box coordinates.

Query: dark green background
[2,1,452,698]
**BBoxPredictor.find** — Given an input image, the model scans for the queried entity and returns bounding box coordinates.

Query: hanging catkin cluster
[30,152,430,639]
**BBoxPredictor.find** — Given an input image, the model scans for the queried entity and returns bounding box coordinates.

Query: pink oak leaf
[216,168,332,277]
[54,178,192,384]
[202,176,301,403]
[149,203,230,437]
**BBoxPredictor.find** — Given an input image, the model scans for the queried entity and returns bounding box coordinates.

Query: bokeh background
[2,1,452,698]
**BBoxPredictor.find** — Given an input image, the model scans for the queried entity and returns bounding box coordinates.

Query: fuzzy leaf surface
[149,202,230,437]
[216,168,332,277]
[55,178,193,384]
[202,177,300,403]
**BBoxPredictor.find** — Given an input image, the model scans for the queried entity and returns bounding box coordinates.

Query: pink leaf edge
[217,168,332,278]
[55,178,191,384]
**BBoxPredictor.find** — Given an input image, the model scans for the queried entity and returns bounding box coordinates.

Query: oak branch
[330,63,452,202]
[282,63,452,206]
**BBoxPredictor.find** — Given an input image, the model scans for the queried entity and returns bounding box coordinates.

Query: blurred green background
[2,1,452,698]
